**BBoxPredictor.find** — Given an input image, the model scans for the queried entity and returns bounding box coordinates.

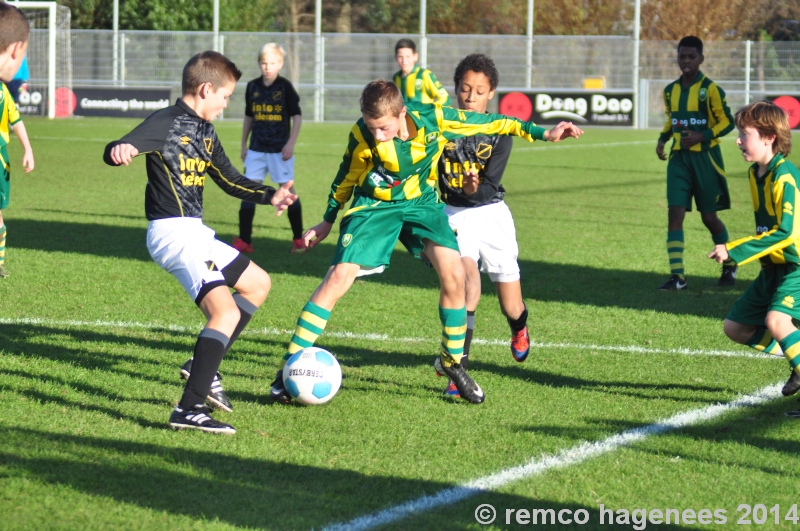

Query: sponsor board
[73,87,171,118]
[769,95,800,129]
[15,86,45,116]
[498,91,634,126]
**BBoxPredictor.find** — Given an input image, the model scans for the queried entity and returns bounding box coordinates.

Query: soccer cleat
[270,369,292,403]
[658,274,687,290]
[169,405,235,434]
[434,356,484,404]
[781,370,800,397]
[290,237,306,253]
[718,264,737,287]
[0,264,8,278]
[511,326,530,362]
[444,380,460,398]
[180,358,233,412]
[232,237,253,254]
[785,409,800,418]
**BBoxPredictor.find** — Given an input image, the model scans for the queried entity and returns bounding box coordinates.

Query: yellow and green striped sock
[779,330,800,374]
[282,301,331,368]
[439,306,467,367]
[667,230,685,279]
[746,326,781,355]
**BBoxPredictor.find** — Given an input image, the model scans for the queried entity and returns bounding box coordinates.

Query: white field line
[0,317,780,361]
[322,383,784,531]
[516,139,652,152]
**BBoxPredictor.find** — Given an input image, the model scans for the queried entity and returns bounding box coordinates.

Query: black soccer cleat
[658,274,687,291]
[434,356,485,404]
[180,358,233,412]
[270,369,292,404]
[781,370,800,397]
[718,264,737,287]
[169,405,235,434]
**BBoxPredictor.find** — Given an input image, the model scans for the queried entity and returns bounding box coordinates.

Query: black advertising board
[73,87,171,118]
[498,91,634,126]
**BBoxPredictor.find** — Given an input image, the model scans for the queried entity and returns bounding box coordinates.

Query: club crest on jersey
[180,136,191,145]
[699,88,708,101]
[476,143,492,159]
[273,91,282,100]
[253,92,259,98]
[415,79,423,91]
[342,234,353,247]
[425,131,439,144]
[203,138,213,154]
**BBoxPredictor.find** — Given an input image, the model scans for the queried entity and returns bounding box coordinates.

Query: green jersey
[658,71,734,152]
[0,82,21,174]
[727,154,800,266]
[393,66,451,106]
[323,103,546,223]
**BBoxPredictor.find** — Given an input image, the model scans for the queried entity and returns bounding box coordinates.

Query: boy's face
[363,108,406,143]
[198,79,235,121]
[677,46,703,79]
[259,52,283,84]
[0,39,28,83]
[457,70,495,114]
[736,126,774,164]
[395,48,418,76]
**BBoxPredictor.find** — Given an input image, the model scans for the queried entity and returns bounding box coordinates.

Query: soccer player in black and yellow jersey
[656,36,736,290]
[269,80,582,404]
[393,38,451,106]
[710,101,800,407]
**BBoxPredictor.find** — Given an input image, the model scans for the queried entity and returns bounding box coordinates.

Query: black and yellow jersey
[727,154,800,266]
[393,66,451,106]
[438,134,512,207]
[323,103,546,223]
[245,75,301,153]
[1,82,22,172]
[103,99,277,221]
[658,71,734,152]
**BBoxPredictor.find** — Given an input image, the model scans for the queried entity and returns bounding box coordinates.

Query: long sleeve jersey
[393,66,451,106]
[323,103,546,223]
[1,82,22,169]
[438,134,513,207]
[103,99,277,221]
[727,154,800,266]
[658,71,734,152]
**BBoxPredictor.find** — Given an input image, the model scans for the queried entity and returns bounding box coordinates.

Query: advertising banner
[769,95,800,129]
[498,91,634,126]
[73,87,171,118]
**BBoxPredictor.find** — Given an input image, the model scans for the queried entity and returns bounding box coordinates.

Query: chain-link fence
[60,31,800,126]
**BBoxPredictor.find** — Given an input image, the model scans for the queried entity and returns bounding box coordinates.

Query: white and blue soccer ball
[282,347,342,405]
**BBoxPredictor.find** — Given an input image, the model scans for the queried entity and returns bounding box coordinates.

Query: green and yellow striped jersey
[658,71,734,152]
[323,103,547,223]
[1,82,22,150]
[727,154,800,266]
[393,66,451,106]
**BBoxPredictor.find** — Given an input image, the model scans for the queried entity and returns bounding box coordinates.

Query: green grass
[1,117,798,530]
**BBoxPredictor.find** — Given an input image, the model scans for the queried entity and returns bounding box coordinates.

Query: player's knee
[765,312,792,337]
[723,319,750,344]
[440,263,466,296]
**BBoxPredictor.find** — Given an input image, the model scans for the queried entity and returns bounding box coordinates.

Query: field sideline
[1,117,798,530]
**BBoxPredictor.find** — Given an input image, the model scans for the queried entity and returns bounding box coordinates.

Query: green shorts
[332,192,459,269]
[666,147,730,213]
[727,264,800,324]
[0,146,9,210]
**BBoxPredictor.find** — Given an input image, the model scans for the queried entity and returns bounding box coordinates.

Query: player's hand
[22,149,34,172]
[681,130,704,149]
[544,121,584,142]
[241,145,248,162]
[110,143,138,166]
[282,144,294,161]
[708,244,730,264]
[656,140,668,161]
[462,169,480,195]
[270,179,297,216]
[304,221,332,249]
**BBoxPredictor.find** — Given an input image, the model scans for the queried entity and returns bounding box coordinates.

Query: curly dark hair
[453,54,499,91]
[678,36,703,55]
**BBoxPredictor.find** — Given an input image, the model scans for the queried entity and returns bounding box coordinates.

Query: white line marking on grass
[516,140,652,152]
[30,136,110,143]
[0,318,780,360]
[322,383,783,531]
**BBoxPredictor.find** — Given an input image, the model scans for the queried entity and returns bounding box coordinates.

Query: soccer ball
[282,347,342,405]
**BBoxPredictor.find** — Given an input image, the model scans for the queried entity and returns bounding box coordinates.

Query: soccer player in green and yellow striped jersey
[656,36,735,291]
[393,38,451,106]
[269,80,583,404]
[710,101,800,405]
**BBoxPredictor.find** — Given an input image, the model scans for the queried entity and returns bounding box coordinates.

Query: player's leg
[0,209,7,278]
[765,266,800,396]
[268,153,304,252]
[695,148,736,286]
[0,158,9,278]
[462,256,481,370]
[495,280,529,362]
[662,152,691,290]
[234,150,269,253]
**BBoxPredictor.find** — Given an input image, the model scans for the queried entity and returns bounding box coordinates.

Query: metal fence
[57,31,800,126]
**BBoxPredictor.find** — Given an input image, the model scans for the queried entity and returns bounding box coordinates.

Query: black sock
[226,293,257,352]
[179,329,229,410]
[507,305,528,333]
[287,199,303,240]
[239,203,256,243]
[462,310,475,370]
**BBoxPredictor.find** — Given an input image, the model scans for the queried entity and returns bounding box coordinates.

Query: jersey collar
[176,98,200,119]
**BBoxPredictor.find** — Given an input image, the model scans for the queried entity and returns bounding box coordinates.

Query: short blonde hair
[735,100,793,157]
[360,80,404,119]
[258,43,286,63]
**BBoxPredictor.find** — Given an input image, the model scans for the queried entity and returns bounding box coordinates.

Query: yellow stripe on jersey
[749,170,760,212]
[764,173,775,217]
[402,174,421,199]
[670,84,682,113]
[687,83,700,112]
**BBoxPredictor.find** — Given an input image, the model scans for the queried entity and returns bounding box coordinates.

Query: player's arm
[657,88,672,160]
[439,106,582,143]
[10,113,33,172]
[103,109,176,166]
[322,126,369,224]
[724,176,800,266]
[703,84,735,141]
[424,70,451,106]
[464,136,512,202]
[241,115,253,161]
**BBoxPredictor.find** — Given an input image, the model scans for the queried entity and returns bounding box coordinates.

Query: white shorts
[445,201,520,283]
[147,218,242,303]
[244,150,294,184]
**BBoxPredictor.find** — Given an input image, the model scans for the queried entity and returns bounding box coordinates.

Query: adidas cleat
[782,370,800,397]
[180,358,233,412]
[658,274,687,291]
[718,265,737,287]
[270,369,292,403]
[434,356,484,404]
[169,405,235,434]
[511,326,530,362]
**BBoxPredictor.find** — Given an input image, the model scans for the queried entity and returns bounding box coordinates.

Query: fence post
[526,0,533,88]
[420,0,427,68]
[631,0,641,128]
[120,32,125,86]
[745,40,751,105]
[314,0,322,122]
[638,77,648,129]
[112,0,119,85]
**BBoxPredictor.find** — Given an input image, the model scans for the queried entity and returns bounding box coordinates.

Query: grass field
[1,116,799,531]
